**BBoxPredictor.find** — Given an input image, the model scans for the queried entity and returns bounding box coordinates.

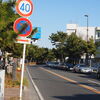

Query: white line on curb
[26,67,44,100]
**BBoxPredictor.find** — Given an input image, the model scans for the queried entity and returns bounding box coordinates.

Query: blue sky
[29,0,100,48]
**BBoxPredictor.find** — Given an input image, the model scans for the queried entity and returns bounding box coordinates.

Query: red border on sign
[16,39,29,42]
[16,0,33,17]
[13,17,32,37]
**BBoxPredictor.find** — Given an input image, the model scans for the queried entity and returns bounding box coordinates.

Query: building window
[96,30,100,38]
[98,32,100,37]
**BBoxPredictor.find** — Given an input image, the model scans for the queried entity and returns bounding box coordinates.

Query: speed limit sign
[16,0,33,17]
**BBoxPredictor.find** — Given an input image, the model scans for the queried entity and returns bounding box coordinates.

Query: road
[27,65,100,100]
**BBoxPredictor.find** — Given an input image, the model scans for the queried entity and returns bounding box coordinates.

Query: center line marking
[40,67,100,94]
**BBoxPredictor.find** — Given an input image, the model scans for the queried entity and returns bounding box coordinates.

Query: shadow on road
[79,73,100,81]
[53,94,100,100]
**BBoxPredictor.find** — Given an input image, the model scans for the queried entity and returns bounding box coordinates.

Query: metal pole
[87,15,88,42]
[84,15,89,65]
[84,15,88,42]
[20,43,26,100]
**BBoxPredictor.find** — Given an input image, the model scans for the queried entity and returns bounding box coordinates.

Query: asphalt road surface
[27,65,100,100]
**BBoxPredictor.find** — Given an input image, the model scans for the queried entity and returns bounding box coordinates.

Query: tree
[49,31,68,62]
[52,48,61,61]
[85,38,96,65]
[95,41,100,48]
[0,0,22,57]
[46,49,55,61]
[0,0,23,79]
[87,38,96,56]
[65,33,87,64]
[26,45,38,62]
[26,45,55,64]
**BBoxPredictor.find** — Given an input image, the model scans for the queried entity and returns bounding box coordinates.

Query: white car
[73,64,92,73]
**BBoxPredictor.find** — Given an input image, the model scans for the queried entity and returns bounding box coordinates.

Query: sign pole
[20,43,26,100]
[14,0,34,98]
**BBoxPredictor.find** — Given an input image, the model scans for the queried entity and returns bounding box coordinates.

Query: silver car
[73,64,92,73]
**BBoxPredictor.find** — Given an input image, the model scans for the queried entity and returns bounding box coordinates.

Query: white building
[66,24,100,42]
[66,24,100,59]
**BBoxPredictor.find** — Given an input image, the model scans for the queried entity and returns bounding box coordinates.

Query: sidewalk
[4,68,40,100]
[4,88,20,100]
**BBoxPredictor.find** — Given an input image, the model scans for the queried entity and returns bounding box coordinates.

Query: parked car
[91,64,99,73]
[53,62,60,68]
[64,63,74,71]
[91,64,100,79]
[46,61,62,68]
[73,64,92,73]
[56,63,67,70]
[46,62,67,70]
[46,62,56,67]
[97,66,100,79]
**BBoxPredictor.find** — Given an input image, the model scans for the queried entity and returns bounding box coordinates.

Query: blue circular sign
[13,17,32,37]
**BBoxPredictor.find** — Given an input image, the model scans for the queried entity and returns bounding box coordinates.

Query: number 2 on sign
[20,3,30,12]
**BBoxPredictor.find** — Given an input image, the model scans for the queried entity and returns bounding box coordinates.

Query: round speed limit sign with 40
[16,0,34,17]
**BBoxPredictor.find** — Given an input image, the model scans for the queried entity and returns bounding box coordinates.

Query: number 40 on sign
[16,0,33,17]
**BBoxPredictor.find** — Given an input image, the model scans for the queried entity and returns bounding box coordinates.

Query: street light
[84,15,89,42]
[84,15,89,65]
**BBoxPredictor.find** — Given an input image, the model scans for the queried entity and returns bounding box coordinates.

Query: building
[66,24,100,41]
[95,27,100,41]
[66,24,100,61]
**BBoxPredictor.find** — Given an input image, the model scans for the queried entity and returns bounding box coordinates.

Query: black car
[65,63,74,71]
[91,64,100,79]
[97,66,100,79]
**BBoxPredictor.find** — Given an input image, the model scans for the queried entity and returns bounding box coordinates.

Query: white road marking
[26,67,44,100]
[88,80,100,85]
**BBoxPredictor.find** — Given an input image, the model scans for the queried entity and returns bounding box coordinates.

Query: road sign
[15,1,34,100]
[16,36,37,44]
[16,36,32,44]
[32,27,41,39]
[13,17,32,37]
[16,0,33,17]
